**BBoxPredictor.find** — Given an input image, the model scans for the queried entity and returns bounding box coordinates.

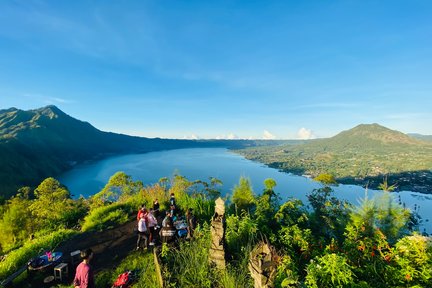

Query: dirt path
[57,220,138,273]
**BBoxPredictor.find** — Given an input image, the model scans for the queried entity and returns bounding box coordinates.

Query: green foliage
[30,177,76,228]
[305,253,354,288]
[378,177,397,192]
[0,196,32,252]
[307,186,351,242]
[231,177,255,213]
[313,173,337,185]
[0,229,77,280]
[274,255,299,287]
[91,172,143,208]
[226,213,258,259]
[391,234,432,286]
[236,124,432,192]
[161,224,213,288]
[81,202,132,232]
[95,252,158,288]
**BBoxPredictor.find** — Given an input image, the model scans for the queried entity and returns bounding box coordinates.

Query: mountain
[236,124,432,192]
[408,133,432,142]
[0,106,292,198]
[0,106,205,198]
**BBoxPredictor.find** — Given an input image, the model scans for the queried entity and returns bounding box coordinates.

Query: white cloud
[297,128,315,140]
[182,134,200,140]
[263,130,276,140]
[226,133,239,140]
[215,133,239,140]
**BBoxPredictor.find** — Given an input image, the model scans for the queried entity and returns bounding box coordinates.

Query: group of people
[136,193,197,250]
[72,193,197,288]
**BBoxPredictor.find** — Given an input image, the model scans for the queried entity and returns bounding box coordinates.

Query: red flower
[405,274,411,281]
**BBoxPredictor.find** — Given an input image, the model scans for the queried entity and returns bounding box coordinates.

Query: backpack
[112,271,132,288]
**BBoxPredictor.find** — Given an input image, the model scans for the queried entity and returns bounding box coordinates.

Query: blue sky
[1,0,431,139]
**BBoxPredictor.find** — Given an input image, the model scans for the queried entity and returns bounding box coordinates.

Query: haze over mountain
[408,133,432,142]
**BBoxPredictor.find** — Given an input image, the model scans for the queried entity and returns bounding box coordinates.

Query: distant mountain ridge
[0,105,292,198]
[0,105,206,198]
[408,133,432,142]
[237,123,432,193]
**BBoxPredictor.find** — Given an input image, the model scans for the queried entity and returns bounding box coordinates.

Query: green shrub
[161,224,213,288]
[305,253,354,288]
[392,234,432,286]
[225,213,257,260]
[81,202,132,232]
[0,229,77,280]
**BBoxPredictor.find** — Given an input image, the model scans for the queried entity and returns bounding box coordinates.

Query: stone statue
[209,197,226,269]
[248,242,278,288]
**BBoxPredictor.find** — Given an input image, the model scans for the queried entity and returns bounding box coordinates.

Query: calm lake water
[59,148,432,232]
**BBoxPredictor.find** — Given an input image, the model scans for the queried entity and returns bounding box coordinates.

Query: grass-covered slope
[236,124,432,192]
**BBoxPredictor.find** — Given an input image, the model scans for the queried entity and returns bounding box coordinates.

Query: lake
[59,148,432,232]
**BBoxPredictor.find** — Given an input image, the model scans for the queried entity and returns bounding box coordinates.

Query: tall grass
[81,202,133,232]
[95,251,159,288]
[0,229,77,280]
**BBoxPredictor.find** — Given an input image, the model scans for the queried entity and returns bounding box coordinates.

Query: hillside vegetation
[0,105,294,199]
[1,173,431,287]
[236,124,432,192]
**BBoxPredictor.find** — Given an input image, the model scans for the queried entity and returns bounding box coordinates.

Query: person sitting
[160,211,176,243]
[136,214,148,250]
[73,249,95,288]
[162,211,173,228]
[170,204,176,218]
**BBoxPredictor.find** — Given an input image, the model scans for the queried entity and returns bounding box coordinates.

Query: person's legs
[137,232,143,249]
[143,232,148,248]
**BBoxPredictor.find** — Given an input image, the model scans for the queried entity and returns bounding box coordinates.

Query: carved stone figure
[209,197,226,269]
[248,242,277,288]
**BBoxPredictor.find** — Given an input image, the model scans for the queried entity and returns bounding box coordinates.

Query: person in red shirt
[73,249,94,288]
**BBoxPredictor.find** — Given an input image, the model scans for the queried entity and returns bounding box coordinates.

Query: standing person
[137,214,148,250]
[73,249,95,288]
[169,193,176,206]
[147,208,158,245]
[153,199,160,217]
[137,205,146,221]
[186,208,196,239]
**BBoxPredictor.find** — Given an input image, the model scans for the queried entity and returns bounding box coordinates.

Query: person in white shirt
[147,209,158,245]
[136,214,148,250]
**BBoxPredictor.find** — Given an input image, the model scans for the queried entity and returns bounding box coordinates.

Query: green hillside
[236,124,432,192]
[0,106,291,199]
[0,106,205,198]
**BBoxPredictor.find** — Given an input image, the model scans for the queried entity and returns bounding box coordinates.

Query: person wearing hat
[73,248,94,288]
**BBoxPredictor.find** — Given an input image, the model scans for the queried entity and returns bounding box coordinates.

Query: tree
[232,177,255,214]
[263,178,277,198]
[0,196,32,252]
[313,173,337,185]
[30,177,74,227]
[92,172,143,207]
